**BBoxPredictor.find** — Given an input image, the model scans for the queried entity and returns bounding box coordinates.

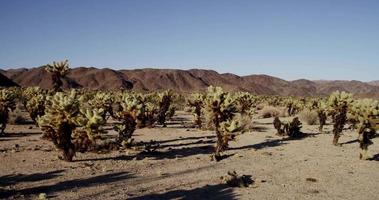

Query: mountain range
[1,67,379,97]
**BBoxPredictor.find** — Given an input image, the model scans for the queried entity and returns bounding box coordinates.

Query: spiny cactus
[284,98,304,116]
[44,60,70,92]
[0,89,18,135]
[328,91,353,146]
[113,93,139,147]
[316,101,328,133]
[273,117,285,135]
[37,90,80,161]
[349,98,379,159]
[234,92,256,117]
[74,108,107,152]
[204,86,243,160]
[156,90,175,127]
[273,117,303,138]
[83,91,115,120]
[187,93,205,128]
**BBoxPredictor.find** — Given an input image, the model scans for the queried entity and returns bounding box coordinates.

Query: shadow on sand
[0,171,133,199]
[129,183,237,200]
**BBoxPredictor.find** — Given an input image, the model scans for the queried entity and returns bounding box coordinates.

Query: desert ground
[1,111,378,200]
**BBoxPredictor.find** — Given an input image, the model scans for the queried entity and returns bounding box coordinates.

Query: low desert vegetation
[298,109,319,125]
[0,61,378,164]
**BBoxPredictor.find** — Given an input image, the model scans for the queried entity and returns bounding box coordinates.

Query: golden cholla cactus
[25,93,46,123]
[0,89,18,135]
[315,99,328,133]
[44,60,70,92]
[85,91,115,120]
[349,98,379,160]
[37,90,79,161]
[203,86,244,161]
[45,59,70,76]
[156,90,175,127]
[234,92,256,117]
[327,91,354,145]
[113,92,139,146]
[187,93,205,128]
[75,108,106,141]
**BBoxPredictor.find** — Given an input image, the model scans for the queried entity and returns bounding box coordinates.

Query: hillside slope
[2,67,379,97]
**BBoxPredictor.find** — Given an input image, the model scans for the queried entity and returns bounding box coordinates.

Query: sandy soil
[0,111,378,200]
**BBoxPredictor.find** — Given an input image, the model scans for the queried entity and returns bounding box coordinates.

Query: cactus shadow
[369,153,379,161]
[74,154,134,162]
[230,132,318,151]
[229,138,288,151]
[340,134,379,145]
[128,183,237,200]
[3,131,42,138]
[251,125,269,132]
[158,139,215,149]
[0,171,133,199]
[0,170,65,187]
[137,145,215,160]
[157,135,216,144]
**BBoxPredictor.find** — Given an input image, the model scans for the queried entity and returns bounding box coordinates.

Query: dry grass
[298,109,319,125]
[260,106,287,118]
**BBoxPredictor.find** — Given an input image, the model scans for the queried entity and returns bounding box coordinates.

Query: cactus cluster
[234,92,256,117]
[273,117,303,138]
[37,90,109,161]
[0,89,18,135]
[22,87,47,123]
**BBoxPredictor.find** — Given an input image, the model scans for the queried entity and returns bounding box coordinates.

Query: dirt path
[1,113,378,200]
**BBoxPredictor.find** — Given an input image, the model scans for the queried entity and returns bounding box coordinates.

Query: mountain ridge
[1,67,378,97]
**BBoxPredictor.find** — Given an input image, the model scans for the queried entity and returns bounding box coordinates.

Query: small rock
[306,178,318,182]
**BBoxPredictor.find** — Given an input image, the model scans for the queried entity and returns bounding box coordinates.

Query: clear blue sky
[1,0,378,81]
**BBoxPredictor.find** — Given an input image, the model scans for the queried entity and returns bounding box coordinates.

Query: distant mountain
[368,80,379,87]
[2,67,379,97]
[0,71,19,87]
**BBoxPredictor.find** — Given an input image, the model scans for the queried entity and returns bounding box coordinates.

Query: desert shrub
[298,109,319,125]
[260,106,286,118]
[203,86,248,161]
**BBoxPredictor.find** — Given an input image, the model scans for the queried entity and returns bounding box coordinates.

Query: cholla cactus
[234,92,256,117]
[37,90,79,161]
[156,90,175,127]
[74,108,106,152]
[26,94,46,123]
[273,117,303,138]
[284,98,304,116]
[113,93,139,146]
[316,100,328,133]
[273,117,284,135]
[286,117,303,138]
[328,91,353,146]
[187,93,205,128]
[204,86,244,160]
[349,99,379,159]
[0,89,18,135]
[84,91,115,120]
[44,60,70,92]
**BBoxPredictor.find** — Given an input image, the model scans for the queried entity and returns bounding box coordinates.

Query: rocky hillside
[1,67,378,97]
